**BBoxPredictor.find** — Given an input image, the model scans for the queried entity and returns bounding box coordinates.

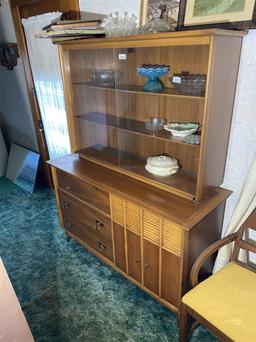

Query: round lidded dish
[145,163,179,176]
[146,155,178,168]
[145,155,179,177]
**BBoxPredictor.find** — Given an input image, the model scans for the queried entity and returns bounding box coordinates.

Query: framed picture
[183,0,256,29]
[140,0,181,28]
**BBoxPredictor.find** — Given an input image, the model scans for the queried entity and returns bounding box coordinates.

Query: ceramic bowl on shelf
[164,122,199,137]
[145,155,179,177]
[136,64,170,92]
[145,117,166,132]
[90,69,122,86]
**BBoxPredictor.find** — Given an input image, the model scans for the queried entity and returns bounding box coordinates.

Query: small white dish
[164,122,199,137]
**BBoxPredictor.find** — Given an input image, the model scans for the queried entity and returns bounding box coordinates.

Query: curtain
[214,152,256,272]
[22,12,70,159]
[214,30,256,272]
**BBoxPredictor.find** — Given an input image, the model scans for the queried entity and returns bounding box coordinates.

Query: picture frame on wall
[183,0,256,30]
[140,0,182,28]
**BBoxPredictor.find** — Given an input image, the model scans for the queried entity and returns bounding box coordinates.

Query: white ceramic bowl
[145,164,179,177]
[164,122,199,137]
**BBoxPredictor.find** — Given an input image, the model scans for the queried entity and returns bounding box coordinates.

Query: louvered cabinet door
[161,220,184,307]
[143,239,159,295]
[113,222,126,272]
[127,229,142,283]
[142,210,161,294]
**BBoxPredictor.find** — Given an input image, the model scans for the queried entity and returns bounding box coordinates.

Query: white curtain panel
[22,12,70,159]
[214,152,256,272]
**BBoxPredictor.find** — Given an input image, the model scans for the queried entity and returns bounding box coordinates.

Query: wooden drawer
[65,217,113,261]
[57,170,110,214]
[59,189,112,243]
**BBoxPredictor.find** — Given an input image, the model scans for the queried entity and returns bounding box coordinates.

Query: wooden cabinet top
[56,29,246,48]
[48,154,230,230]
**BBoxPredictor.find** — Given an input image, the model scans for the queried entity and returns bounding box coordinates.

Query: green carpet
[0,176,18,194]
[0,186,219,341]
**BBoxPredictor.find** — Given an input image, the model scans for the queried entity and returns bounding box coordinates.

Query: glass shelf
[77,145,197,199]
[73,82,205,100]
[76,112,201,147]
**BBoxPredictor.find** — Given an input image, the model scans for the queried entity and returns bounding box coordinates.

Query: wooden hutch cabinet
[49,29,245,317]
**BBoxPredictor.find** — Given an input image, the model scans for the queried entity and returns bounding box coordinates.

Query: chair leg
[179,303,191,342]
[65,230,71,242]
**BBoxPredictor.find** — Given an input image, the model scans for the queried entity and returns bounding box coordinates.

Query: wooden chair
[179,208,256,342]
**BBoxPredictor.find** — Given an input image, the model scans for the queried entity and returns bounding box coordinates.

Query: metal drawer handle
[136,258,141,263]
[144,263,149,268]
[66,222,72,229]
[65,185,71,191]
[62,201,70,211]
[97,242,106,251]
[95,220,104,232]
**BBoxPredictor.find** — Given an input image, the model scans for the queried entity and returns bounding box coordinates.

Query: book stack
[36,18,105,43]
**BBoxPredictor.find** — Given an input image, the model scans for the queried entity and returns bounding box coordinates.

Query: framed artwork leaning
[182,0,256,29]
[140,0,182,27]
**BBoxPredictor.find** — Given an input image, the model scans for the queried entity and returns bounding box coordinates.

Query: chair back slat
[232,208,256,266]
[240,214,256,230]
[239,240,256,254]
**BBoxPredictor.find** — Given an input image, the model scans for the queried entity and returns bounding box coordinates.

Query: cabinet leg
[65,230,71,242]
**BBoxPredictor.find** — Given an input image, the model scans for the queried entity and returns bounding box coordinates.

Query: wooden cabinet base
[66,229,179,315]
[49,155,231,318]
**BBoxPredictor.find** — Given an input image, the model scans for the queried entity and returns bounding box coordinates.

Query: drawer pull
[62,201,70,211]
[65,185,71,191]
[66,222,72,229]
[144,263,149,268]
[97,242,106,251]
[95,220,104,232]
[136,258,141,263]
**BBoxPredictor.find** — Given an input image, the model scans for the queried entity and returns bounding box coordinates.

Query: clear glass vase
[139,17,175,34]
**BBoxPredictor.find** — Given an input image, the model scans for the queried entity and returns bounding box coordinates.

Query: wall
[0,0,38,152]
[79,0,141,17]
[221,30,256,233]
[80,0,256,233]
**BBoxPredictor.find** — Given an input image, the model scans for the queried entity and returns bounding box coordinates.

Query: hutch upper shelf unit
[58,29,245,202]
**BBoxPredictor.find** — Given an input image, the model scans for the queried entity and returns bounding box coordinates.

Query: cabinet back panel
[76,120,199,174]
[73,85,204,123]
[69,45,209,85]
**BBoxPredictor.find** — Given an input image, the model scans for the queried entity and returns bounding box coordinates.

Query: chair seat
[182,262,256,342]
